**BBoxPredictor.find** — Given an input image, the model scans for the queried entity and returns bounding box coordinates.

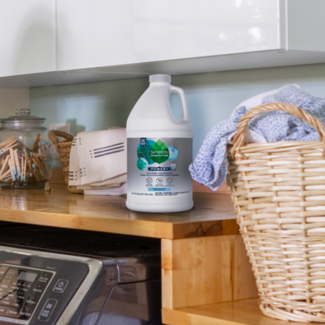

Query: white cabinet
[1,0,325,87]
[57,0,282,71]
[0,0,56,77]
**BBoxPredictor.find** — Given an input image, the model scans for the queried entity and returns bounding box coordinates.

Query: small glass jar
[0,109,52,189]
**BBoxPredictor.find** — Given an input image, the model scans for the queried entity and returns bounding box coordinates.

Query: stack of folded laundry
[190,84,325,191]
[69,128,127,195]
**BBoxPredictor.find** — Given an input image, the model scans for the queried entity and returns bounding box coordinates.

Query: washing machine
[0,222,162,325]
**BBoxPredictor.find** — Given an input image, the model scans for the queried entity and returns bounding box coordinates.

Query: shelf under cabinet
[0,184,238,239]
[163,299,312,325]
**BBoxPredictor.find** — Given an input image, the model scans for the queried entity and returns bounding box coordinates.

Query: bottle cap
[149,75,171,83]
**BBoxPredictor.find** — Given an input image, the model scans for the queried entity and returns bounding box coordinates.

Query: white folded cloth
[83,183,127,196]
[69,128,127,195]
[76,174,127,190]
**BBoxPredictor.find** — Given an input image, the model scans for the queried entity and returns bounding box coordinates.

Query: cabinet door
[57,0,282,71]
[0,0,56,77]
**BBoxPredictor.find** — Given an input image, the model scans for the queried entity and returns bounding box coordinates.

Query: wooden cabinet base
[162,235,257,310]
[162,299,312,325]
[161,235,310,325]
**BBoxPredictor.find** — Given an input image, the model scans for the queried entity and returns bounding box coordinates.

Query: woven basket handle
[48,130,74,153]
[231,102,325,157]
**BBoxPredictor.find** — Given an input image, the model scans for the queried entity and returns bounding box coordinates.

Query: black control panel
[0,265,54,323]
[0,249,91,325]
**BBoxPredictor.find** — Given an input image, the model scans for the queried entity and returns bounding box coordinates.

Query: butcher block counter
[0,183,307,325]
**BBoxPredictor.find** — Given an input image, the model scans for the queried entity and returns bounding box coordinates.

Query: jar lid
[0,109,46,123]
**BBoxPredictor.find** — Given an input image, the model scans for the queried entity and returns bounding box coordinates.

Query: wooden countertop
[0,184,238,239]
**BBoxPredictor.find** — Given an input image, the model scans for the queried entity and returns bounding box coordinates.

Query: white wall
[30,63,325,160]
[0,88,29,118]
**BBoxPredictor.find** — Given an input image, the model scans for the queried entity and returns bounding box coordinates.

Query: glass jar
[0,109,52,189]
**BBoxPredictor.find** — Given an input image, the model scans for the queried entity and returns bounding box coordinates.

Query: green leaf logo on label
[150,140,170,164]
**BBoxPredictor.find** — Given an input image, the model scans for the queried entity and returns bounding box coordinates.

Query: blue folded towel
[189,85,325,191]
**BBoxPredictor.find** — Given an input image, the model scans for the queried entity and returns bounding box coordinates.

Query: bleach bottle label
[127,137,192,198]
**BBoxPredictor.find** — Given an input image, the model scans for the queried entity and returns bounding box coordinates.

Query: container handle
[48,130,74,153]
[231,102,325,157]
[169,86,190,122]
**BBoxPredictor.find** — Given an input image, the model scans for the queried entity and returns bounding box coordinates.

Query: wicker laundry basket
[227,102,325,323]
[48,130,83,194]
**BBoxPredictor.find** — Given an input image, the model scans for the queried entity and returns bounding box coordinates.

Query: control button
[17,281,32,289]
[10,286,19,291]
[7,307,19,317]
[17,290,27,298]
[17,293,25,301]
[20,305,34,320]
[39,272,52,283]
[53,279,69,293]
[10,302,20,309]
[11,301,23,308]
[33,282,47,295]
[1,299,11,306]
[38,299,57,322]
[0,306,8,315]
[26,294,39,306]
[35,282,46,289]
[6,294,20,308]
[17,280,24,287]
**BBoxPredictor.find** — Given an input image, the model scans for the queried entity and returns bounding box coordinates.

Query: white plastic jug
[126,75,193,213]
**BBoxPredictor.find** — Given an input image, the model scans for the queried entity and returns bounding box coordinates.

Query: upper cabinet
[0,0,56,77]
[57,0,281,70]
[1,0,325,87]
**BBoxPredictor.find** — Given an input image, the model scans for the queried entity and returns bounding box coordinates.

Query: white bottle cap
[149,75,171,83]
